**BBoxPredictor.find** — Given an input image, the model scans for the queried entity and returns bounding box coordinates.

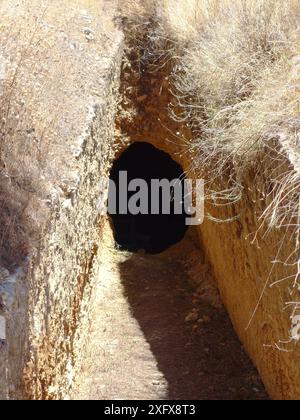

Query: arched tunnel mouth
[108,142,189,254]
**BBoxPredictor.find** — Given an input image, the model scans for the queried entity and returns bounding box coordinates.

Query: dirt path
[72,235,268,400]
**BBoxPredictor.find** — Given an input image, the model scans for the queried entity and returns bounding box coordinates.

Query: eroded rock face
[114,21,300,400]
[0,0,298,401]
[196,150,300,400]
[0,0,123,400]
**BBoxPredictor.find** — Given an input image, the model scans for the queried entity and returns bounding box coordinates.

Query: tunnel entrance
[109,142,189,254]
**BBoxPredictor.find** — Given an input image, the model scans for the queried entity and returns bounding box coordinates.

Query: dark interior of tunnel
[109,142,189,254]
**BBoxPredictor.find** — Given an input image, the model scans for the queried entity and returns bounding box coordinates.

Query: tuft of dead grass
[117,0,300,227]
[0,0,115,268]
[158,2,300,316]
[117,0,300,328]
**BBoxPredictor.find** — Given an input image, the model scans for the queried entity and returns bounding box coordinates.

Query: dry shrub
[157,0,220,44]
[157,0,300,233]
[117,0,155,20]
[117,0,300,224]
[159,1,299,147]
[0,12,50,267]
[117,0,300,325]
[166,2,299,329]
[0,0,112,268]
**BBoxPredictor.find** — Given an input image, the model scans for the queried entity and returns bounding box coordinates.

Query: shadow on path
[119,252,268,400]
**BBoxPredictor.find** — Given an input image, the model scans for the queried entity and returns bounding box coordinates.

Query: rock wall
[196,145,300,400]
[115,31,300,399]
[0,1,299,400]
[0,1,123,400]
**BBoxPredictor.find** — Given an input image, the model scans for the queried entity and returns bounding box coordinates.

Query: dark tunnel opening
[109,142,189,254]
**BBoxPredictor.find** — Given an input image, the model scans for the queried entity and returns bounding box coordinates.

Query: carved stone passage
[109,142,189,254]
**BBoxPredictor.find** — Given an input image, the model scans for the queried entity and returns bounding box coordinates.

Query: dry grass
[158,1,300,308]
[117,0,300,326]
[0,7,51,267]
[0,0,113,267]
[160,1,299,151]
[118,0,300,226]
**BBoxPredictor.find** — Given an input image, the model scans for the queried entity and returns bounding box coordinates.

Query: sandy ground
[72,229,268,400]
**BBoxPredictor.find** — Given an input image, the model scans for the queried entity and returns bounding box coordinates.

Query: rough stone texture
[0,0,123,399]
[196,144,300,400]
[0,0,298,400]
[71,223,267,400]
[115,37,300,399]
